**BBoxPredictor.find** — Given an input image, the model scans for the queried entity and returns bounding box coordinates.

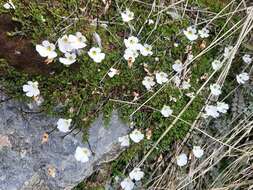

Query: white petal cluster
[68,32,87,49]
[183,26,198,41]
[120,167,144,190]
[124,48,139,63]
[129,168,144,181]
[59,53,77,66]
[192,146,204,158]
[161,105,173,117]
[36,32,91,66]
[242,54,252,64]
[223,46,233,59]
[155,72,168,84]
[176,153,188,166]
[236,72,249,84]
[123,36,153,63]
[108,68,119,78]
[172,60,184,73]
[36,40,57,59]
[173,76,191,90]
[216,102,229,113]
[121,8,134,23]
[74,146,91,163]
[57,118,72,133]
[210,84,221,96]
[205,105,220,118]
[212,60,223,71]
[129,129,144,143]
[198,27,210,38]
[139,44,153,56]
[58,35,74,53]
[88,47,105,63]
[3,0,15,9]
[118,135,130,147]
[205,102,229,118]
[120,177,135,190]
[142,76,155,90]
[23,81,40,97]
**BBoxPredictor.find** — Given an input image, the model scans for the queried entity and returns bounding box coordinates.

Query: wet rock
[0,92,129,190]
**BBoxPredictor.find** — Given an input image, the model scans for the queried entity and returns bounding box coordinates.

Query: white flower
[236,72,249,84]
[172,60,184,73]
[124,36,140,50]
[148,19,154,25]
[187,54,194,61]
[192,146,204,158]
[205,105,220,118]
[129,168,144,181]
[181,81,191,90]
[23,81,40,97]
[174,42,179,47]
[108,68,119,78]
[58,35,73,53]
[142,76,156,90]
[57,118,72,133]
[216,102,229,113]
[74,146,91,163]
[173,75,181,87]
[118,135,130,147]
[88,47,105,63]
[59,53,76,66]
[161,105,173,117]
[223,46,233,59]
[68,32,87,49]
[121,8,134,23]
[139,44,153,56]
[212,60,223,71]
[123,48,139,62]
[129,129,144,143]
[3,0,15,9]
[183,26,198,41]
[176,153,188,167]
[210,84,221,96]
[242,54,252,64]
[36,40,57,59]
[155,72,168,84]
[198,28,210,38]
[120,178,134,190]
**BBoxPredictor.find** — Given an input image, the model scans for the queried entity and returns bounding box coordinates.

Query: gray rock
[0,93,129,190]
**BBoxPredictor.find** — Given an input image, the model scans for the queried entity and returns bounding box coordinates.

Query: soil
[0,14,52,75]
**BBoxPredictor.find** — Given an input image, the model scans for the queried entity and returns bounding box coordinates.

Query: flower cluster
[183,26,210,41]
[3,0,15,9]
[120,167,145,190]
[36,32,105,66]
[204,102,229,118]
[123,36,153,66]
[118,129,144,147]
[177,146,204,167]
[142,71,169,90]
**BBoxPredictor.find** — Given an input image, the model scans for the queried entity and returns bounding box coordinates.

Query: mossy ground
[0,0,242,189]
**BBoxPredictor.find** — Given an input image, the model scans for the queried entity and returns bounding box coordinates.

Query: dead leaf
[146,128,152,140]
[143,63,153,75]
[128,58,133,68]
[42,132,49,144]
[200,40,206,49]
[44,58,54,65]
[48,165,56,178]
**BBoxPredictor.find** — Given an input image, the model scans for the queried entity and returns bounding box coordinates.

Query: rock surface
[0,93,129,190]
